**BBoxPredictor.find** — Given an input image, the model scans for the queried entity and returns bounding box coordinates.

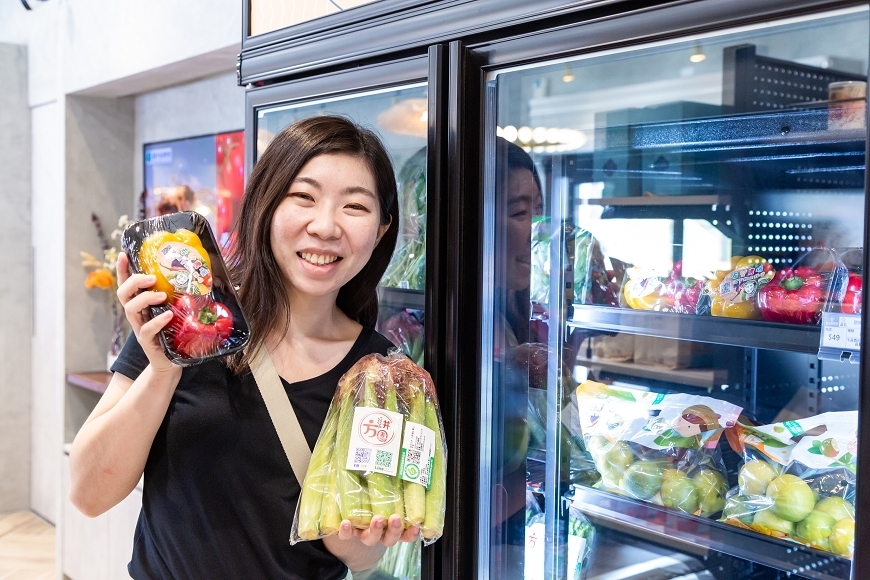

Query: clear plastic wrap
[120,211,250,365]
[831,248,863,315]
[757,248,848,325]
[290,351,446,546]
[576,381,742,517]
[721,412,857,558]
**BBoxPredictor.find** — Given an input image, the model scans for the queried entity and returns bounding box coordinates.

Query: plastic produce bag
[721,411,857,557]
[291,352,447,545]
[120,211,250,365]
[758,248,848,325]
[576,381,742,517]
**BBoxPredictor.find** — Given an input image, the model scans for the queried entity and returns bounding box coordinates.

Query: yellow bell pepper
[707,255,773,319]
[139,228,213,301]
[622,270,672,311]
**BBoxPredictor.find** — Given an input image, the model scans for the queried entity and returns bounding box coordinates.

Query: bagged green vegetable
[576,380,742,517]
[290,351,447,546]
[721,411,857,558]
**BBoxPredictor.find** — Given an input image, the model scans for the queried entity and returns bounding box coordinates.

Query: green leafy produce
[381,148,427,291]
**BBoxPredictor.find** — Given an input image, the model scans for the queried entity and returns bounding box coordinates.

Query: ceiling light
[562,64,575,83]
[690,45,706,63]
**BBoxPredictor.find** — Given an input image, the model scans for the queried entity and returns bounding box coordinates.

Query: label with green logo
[397,421,435,489]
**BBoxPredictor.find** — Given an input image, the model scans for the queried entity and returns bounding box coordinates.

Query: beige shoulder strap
[249,347,312,480]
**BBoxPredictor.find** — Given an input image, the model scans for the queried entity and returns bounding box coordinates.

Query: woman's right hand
[116,252,177,374]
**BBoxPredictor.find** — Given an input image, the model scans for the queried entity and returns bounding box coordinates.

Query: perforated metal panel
[723,44,865,112]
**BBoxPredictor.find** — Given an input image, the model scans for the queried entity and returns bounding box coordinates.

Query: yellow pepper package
[120,211,250,365]
[721,411,857,558]
[290,352,447,546]
[576,381,742,517]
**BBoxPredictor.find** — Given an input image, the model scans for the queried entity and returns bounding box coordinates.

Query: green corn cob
[365,366,396,521]
[403,378,427,526]
[296,403,339,540]
[336,386,367,527]
[384,382,406,523]
[422,393,446,539]
[319,444,342,535]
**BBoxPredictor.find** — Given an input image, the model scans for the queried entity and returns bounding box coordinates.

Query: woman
[69,116,419,579]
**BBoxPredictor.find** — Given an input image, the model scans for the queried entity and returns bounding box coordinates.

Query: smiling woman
[68,116,412,580]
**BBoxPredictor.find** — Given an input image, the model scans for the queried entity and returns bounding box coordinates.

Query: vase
[107,301,125,372]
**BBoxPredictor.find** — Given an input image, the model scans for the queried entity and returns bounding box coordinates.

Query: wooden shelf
[577,355,727,389]
[66,372,111,395]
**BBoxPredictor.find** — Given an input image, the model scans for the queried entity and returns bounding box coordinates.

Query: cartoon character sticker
[653,404,723,449]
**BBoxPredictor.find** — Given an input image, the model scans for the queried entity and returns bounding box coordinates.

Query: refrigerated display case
[240,0,870,578]
[481,6,868,580]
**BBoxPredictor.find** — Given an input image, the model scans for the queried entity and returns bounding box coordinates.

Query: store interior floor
[0,511,54,579]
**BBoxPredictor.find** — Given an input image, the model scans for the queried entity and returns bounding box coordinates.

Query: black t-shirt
[111,327,395,580]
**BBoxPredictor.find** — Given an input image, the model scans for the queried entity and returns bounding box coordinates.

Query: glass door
[248,65,429,580]
[484,7,868,579]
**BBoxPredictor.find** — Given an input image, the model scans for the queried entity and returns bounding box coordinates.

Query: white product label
[524,522,546,580]
[568,535,587,580]
[398,421,435,489]
[821,312,861,351]
[346,407,404,476]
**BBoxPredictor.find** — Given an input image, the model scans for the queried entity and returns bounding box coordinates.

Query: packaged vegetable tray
[120,211,250,365]
[576,381,742,517]
[721,411,857,558]
[757,248,848,325]
[291,352,447,545]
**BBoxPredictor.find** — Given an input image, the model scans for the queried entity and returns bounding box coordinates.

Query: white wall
[0,0,243,528]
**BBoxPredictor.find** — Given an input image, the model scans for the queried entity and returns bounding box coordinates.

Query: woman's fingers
[379,514,404,547]
[398,525,420,543]
[356,516,386,547]
[116,253,131,287]
[139,310,174,340]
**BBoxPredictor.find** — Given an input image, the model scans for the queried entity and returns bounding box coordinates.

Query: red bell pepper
[169,294,234,358]
[757,266,825,324]
[841,273,863,315]
[666,261,703,314]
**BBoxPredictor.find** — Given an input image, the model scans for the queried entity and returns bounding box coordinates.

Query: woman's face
[502,168,542,291]
[270,153,390,302]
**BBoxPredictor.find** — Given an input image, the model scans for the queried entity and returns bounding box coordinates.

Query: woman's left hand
[337,514,420,547]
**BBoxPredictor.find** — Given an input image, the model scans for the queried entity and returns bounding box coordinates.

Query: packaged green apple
[721,411,857,558]
[290,351,446,546]
[575,380,742,517]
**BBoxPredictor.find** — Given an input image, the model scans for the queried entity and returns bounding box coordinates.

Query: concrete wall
[0,43,32,514]
[0,0,242,527]
[134,72,246,196]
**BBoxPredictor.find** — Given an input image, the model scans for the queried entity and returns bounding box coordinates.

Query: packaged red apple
[120,211,250,365]
[291,352,446,546]
[721,411,857,558]
[757,248,848,325]
[575,380,742,517]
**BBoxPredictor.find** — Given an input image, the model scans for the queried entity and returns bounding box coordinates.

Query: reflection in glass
[487,7,867,579]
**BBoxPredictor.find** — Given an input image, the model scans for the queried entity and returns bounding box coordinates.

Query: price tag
[820,312,861,351]
[819,312,861,363]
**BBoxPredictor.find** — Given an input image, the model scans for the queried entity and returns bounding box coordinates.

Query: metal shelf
[571,486,850,580]
[377,286,424,310]
[576,355,728,388]
[570,305,821,353]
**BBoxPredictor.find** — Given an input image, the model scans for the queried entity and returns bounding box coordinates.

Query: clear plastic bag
[831,248,863,315]
[721,412,857,558]
[757,248,848,325]
[576,381,742,517]
[291,351,446,546]
[120,211,250,365]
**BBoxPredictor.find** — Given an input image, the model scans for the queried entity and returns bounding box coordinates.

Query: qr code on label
[354,448,371,466]
[406,449,421,465]
[375,450,392,471]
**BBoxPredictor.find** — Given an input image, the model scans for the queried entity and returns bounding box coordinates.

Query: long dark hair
[228,115,399,369]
